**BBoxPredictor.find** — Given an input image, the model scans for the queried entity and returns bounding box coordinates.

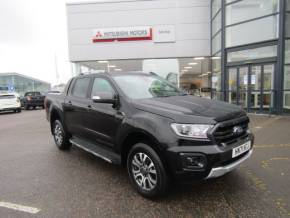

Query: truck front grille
[211,116,249,146]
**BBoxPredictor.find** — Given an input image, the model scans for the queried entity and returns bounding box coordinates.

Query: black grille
[212,116,249,146]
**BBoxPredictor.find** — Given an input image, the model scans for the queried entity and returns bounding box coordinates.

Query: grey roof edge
[0,72,51,85]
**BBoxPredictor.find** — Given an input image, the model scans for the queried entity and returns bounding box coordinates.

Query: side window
[90,78,115,98]
[72,77,91,98]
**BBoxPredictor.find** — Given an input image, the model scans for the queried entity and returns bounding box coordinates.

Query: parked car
[0,93,21,113]
[45,72,254,198]
[23,91,45,110]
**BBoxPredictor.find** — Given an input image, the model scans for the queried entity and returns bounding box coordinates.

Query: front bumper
[165,134,254,182]
[206,149,253,179]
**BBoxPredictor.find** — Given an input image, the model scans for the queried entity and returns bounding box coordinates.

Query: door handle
[87,105,92,108]
[68,101,72,105]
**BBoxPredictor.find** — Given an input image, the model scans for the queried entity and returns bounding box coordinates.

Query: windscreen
[113,74,183,99]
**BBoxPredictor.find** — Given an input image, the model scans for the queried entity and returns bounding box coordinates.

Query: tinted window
[90,78,115,98]
[72,77,90,98]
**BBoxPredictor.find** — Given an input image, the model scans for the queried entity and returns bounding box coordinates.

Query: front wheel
[127,143,169,199]
[52,120,71,150]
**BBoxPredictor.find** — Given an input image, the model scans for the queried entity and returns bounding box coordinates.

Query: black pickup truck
[22,91,45,110]
[45,72,254,198]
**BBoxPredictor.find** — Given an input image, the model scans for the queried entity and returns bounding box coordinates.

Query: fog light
[180,154,207,170]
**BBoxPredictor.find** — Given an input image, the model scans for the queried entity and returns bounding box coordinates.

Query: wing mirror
[92,92,119,106]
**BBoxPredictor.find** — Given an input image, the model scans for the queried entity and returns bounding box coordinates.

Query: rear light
[16,97,20,103]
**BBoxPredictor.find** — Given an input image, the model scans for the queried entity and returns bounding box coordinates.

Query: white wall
[66,0,210,62]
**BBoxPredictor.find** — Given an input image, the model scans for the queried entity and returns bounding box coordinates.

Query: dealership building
[0,73,51,96]
[66,0,290,114]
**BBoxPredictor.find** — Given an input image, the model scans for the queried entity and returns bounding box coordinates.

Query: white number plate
[232,141,251,158]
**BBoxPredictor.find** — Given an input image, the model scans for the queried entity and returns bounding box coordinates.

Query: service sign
[92,26,152,43]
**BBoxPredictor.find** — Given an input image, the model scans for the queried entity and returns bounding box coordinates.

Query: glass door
[238,67,249,109]
[227,63,276,113]
[227,66,248,109]
[261,64,275,112]
[249,65,262,112]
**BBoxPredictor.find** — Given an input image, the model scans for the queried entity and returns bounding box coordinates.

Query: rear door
[63,77,91,138]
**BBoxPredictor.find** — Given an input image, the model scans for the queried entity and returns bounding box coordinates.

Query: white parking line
[0,202,41,214]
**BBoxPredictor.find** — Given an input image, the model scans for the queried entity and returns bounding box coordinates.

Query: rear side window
[90,78,115,98]
[72,77,91,98]
[25,92,41,96]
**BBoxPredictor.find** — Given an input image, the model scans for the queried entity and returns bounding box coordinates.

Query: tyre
[52,120,71,150]
[33,106,36,110]
[127,143,169,199]
[17,108,21,113]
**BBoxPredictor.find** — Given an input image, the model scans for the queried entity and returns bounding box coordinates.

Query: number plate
[232,141,251,158]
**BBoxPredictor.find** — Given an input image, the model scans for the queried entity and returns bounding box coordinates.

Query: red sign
[92,26,153,43]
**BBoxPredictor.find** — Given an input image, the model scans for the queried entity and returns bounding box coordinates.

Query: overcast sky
[0,0,85,85]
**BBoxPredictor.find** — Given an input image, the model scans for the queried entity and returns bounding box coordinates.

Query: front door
[84,77,123,148]
[227,63,275,113]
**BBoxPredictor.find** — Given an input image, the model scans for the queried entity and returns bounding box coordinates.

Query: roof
[0,73,50,85]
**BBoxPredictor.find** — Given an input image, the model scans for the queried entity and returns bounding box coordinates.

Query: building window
[212,32,221,54]
[286,13,290,38]
[212,11,221,36]
[284,66,290,90]
[227,45,277,63]
[212,0,221,17]
[74,58,211,97]
[211,53,222,100]
[226,0,279,26]
[284,66,290,112]
[285,40,290,64]
[226,15,279,47]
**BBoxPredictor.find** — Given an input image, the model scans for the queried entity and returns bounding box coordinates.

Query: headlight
[170,123,213,139]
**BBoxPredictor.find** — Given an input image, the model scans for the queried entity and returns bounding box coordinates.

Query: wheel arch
[49,108,63,134]
[120,130,167,168]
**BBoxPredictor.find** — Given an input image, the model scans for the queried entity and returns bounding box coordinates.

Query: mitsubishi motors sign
[92,26,152,43]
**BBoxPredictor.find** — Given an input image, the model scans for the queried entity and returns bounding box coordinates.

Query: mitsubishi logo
[233,126,243,135]
[95,31,103,38]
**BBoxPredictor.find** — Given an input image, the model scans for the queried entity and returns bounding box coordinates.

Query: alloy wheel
[131,152,157,191]
[54,124,63,145]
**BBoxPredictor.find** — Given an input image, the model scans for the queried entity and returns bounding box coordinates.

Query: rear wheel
[127,143,169,199]
[52,120,71,150]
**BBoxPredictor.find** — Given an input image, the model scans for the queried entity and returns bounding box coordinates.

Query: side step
[69,137,121,164]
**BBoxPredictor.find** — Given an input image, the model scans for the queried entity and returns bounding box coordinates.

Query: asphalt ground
[0,110,289,218]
